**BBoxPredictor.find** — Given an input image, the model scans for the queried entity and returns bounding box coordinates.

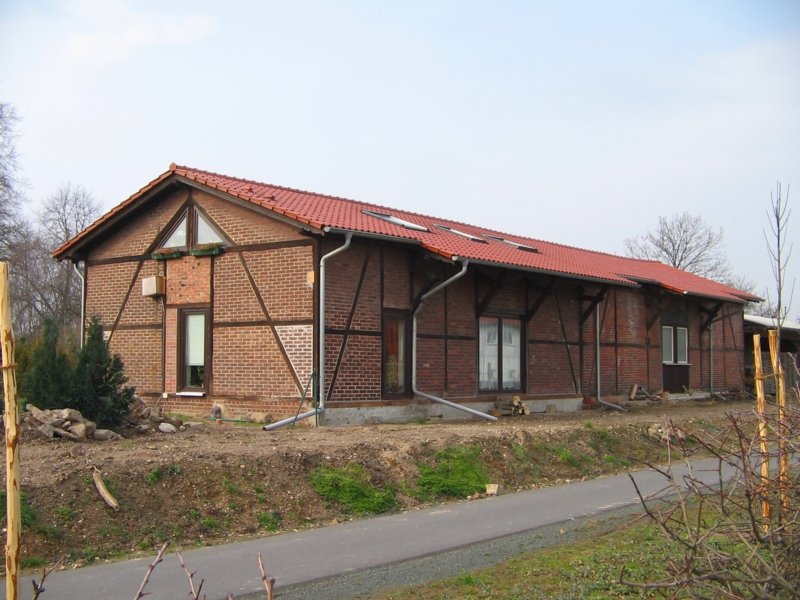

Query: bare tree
[624,212,732,281]
[7,185,100,337]
[764,182,794,341]
[0,102,25,258]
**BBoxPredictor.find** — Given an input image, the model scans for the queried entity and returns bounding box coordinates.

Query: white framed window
[662,325,688,364]
[479,317,522,392]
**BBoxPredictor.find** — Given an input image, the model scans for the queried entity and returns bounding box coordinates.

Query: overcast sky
[1,1,798,309]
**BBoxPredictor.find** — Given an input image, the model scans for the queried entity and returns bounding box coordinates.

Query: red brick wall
[84,182,749,419]
[83,183,315,419]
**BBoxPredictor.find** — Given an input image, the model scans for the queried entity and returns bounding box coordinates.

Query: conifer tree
[19,319,71,409]
[71,316,135,427]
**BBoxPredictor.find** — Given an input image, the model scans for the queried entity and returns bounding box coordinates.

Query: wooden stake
[1,262,21,600]
[768,330,790,519]
[752,334,771,532]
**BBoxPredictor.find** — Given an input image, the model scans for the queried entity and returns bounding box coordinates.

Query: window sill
[176,391,206,397]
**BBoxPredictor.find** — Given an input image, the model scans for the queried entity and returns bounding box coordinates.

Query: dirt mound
[5,399,754,571]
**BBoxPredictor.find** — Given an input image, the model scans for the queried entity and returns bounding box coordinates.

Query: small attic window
[362,210,428,232]
[485,235,539,253]
[159,207,227,250]
[435,224,487,243]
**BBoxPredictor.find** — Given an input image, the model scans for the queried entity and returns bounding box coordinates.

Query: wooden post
[1,262,21,600]
[768,330,789,519]
[752,334,771,532]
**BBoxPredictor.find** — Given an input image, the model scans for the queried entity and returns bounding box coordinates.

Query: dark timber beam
[699,301,724,331]
[524,277,556,323]
[475,271,506,316]
[579,286,608,325]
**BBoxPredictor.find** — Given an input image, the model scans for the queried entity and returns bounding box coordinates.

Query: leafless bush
[623,392,800,599]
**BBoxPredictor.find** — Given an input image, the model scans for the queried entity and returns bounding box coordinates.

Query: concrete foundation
[320,396,585,426]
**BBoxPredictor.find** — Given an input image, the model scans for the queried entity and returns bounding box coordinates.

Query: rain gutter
[74,261,85,348]
[412,259,497,422]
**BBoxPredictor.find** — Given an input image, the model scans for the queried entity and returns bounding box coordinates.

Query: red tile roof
[54,163,760,304]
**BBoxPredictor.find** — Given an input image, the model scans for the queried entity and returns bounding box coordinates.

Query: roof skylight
[435,224,487,242]
[362,210,428,232]
[485,235,539,253]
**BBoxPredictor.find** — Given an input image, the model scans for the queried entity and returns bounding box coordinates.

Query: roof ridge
[173,164,682,266]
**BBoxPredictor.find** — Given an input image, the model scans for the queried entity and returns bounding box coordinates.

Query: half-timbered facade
[54,164,759,423]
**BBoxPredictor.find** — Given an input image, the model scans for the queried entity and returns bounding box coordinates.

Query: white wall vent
[142,275,165,297]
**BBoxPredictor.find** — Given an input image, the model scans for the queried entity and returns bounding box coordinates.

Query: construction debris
[494,395,531,417]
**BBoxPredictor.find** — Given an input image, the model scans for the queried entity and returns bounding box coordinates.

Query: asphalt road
[1,457,733,600]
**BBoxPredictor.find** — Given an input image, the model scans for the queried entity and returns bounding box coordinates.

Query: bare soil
[6,398,755,572]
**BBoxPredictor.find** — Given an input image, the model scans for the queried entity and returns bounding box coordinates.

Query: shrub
[70,316,135,427]
[19,319,72,410]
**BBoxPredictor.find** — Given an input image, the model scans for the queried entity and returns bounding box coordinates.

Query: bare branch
[133,542,168,600]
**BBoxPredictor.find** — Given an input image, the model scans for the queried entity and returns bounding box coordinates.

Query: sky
[0,0,798,310]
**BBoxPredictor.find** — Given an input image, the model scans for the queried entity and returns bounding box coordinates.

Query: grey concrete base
[320,396,585,425]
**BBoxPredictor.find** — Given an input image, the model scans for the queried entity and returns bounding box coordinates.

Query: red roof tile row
[54,163,760,305]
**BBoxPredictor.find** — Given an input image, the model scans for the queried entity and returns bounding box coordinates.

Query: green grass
[222,477,242,495]
[310,464,396,515]
[373,516,678,599]
[199,517,221,531]
[257,511,283,531]
[416,445,488,500]
[1,491,38,529]
[21,556,47,569]
[147,464,182,484]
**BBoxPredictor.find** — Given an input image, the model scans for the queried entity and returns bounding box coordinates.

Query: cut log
[92,467,119,511]
[629,384,639,401]
[52,428,80,442]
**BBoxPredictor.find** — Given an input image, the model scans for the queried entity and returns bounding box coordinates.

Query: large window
[479,317,522,392]
[179,308,210,391]
[661,325,688,364]
[383,314,409,395]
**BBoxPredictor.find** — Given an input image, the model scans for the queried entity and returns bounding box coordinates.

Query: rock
[57,408,85,423]
[93,429,123,441]
[37,423,57,439]
[246,412,271,424]
[137,423,152,433]
[70,422,89,439]
[485,483,500,496]
[158,422,177,434]
[181,422,206,431]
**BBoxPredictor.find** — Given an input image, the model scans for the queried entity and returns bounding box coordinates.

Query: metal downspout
[595,303,626,411]
[412,260,497,422]
[318,233,353,413]
[262,233,353,431]
[73,261,85,348]
[709,322,714,395]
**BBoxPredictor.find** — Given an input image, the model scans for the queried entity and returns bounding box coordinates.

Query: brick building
[54,164,759,424]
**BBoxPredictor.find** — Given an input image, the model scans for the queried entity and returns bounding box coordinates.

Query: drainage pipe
[262,409,322,431]
[595,303,626,411]
[262,232,353,431]
[412,259,497,422]
[317,233,353,412]
[709,322,714,395]
[73,261,85,348]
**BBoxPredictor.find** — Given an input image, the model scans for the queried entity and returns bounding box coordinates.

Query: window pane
[502,319,521,390]
[164,215,187,248]
[676,327,688,363]
[196,212,224,245]
[384,318,405,393]
[661,326,673,363]
[479,317,498,391]
[185,313,205,387]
